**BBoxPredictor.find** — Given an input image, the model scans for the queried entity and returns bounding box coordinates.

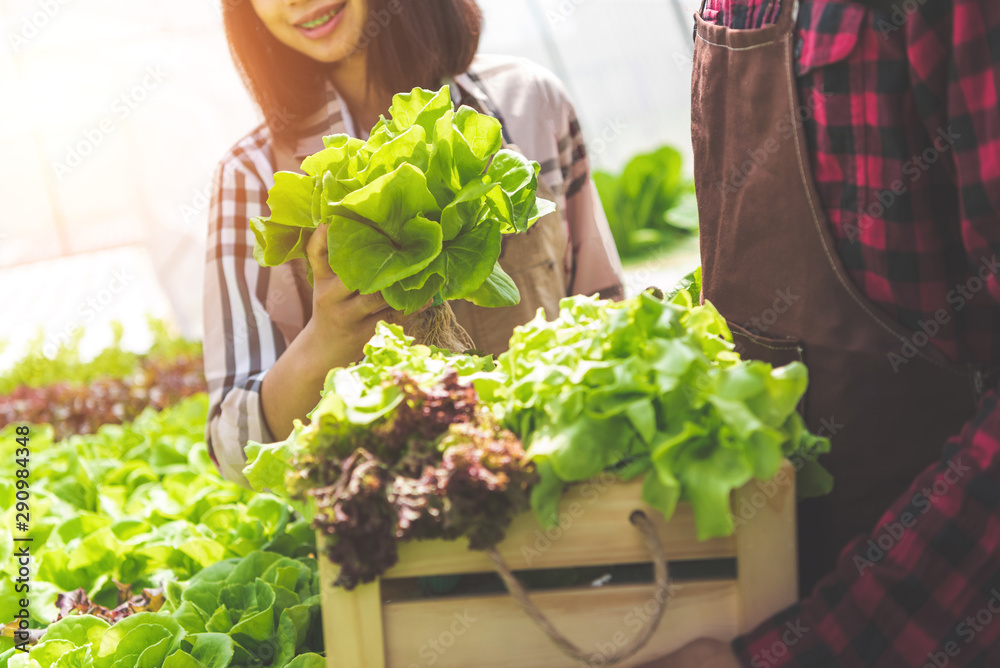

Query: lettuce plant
[0,397,314,633]
[0,552,324,668]
[495,289,833,540]
[244,324,535,589]
[0,319,206,439]
[250,86,555,315]
[593,145,699,259]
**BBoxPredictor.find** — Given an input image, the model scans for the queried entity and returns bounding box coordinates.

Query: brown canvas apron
[450,172,568,356]
[448,86,570,356]
[692,1,981,594]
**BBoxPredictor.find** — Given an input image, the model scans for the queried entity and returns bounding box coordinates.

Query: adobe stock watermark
[876,0,931,40]
[43,268,135,357]
[843,125,961,243]
[887,255,999,372]
[519,469,621,567]
[6,0,74,52]
[178,179,217,231]
[406,610,476,668]
[715,91,831,195]
[176,169,239,232]
[853,456,970,575]
[923,588,1000,668]
[546,0,590,26]
[350,0,409,56]
[586,579,684,667]
[186,103,295,230]
[749,619,811,667]
[586,117,627,161]
[743,288,800,336]
[52,66,168,182]
[730,417,840,534]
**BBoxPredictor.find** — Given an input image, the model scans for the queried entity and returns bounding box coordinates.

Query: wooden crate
[318,461,797,668]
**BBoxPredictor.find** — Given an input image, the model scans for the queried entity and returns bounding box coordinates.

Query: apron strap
[450,72,514,145]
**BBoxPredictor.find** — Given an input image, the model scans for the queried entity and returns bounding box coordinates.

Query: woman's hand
[302,224,406,370]
[634,639,743,668]
[260,225,410,441]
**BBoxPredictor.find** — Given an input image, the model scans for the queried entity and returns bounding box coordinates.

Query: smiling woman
[247,1,364,65]
[203,0,625,485]
[223,0,482,145]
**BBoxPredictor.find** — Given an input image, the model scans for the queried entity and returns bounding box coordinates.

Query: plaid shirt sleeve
[915,1,1000,310]
[202,129,285,486]
[469,56,626,299]
[551,82,626,300]
[733,390,1000,666]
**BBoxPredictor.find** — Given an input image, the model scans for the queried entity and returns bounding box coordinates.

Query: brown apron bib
[450,173,568,356]
[692,1,980,594]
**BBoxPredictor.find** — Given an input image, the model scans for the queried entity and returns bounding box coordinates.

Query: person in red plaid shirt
[641,0,1000,666]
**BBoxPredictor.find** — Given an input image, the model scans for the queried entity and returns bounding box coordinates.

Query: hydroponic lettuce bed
[1,283,831,668]
[0,327,324,668]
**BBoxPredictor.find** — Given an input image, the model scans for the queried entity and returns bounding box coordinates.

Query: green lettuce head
[250,86,556,315]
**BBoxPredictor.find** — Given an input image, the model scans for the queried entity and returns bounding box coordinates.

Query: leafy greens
[0,396,313,634]
[244,324,535,589]
[593,146,699,259]
[250,86,555,314]
[0,551,324,668]
[495,289,832,540]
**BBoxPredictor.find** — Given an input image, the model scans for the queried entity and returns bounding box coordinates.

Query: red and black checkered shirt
[700,0,1000,665]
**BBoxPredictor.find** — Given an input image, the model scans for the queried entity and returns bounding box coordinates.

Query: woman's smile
[294,3,348,39]
[251,0,366,63]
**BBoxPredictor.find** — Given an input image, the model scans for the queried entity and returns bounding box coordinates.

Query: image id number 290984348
[11,425,32,653]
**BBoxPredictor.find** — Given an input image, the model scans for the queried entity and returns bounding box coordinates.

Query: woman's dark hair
[223,0,483,146]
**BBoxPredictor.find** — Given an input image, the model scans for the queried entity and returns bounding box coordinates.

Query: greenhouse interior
[3,0,999,666]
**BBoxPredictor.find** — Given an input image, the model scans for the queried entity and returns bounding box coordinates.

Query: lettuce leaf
[250,85,555,314]
[496,290,832,541]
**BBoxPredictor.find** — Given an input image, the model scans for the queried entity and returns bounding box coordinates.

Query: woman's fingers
[324,287,393,323]
[306,225,333,280]
[356,291,392,317]
[360,305,407,331]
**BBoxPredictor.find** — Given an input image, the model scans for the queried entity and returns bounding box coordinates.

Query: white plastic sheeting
[0,0,698,364]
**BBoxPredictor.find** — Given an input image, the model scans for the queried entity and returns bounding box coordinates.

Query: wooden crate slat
[318,554,387,668]
[383,580,740,668]
[320,462,799,668]
[386,477,736,579]
[734,460,798,631]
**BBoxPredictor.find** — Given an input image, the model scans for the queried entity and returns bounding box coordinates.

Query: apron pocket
[727,321,807,417]
[726,321,804,368]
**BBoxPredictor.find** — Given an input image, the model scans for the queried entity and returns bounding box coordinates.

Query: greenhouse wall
[0,0,698,365]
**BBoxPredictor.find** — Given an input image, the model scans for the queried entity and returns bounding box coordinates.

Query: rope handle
[486,510,671,666]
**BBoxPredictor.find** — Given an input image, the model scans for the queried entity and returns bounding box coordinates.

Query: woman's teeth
[300,7,342,29]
